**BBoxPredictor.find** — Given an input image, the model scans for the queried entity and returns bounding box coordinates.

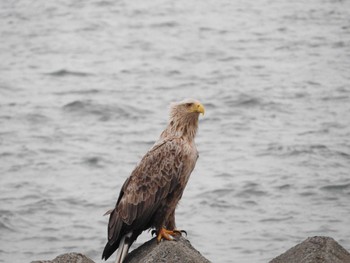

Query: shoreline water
[1,0,350,262]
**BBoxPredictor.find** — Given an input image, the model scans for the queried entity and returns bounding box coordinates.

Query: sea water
[1,0,350,262]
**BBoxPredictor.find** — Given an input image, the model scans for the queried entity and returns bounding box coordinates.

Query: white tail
[114,232,132,263]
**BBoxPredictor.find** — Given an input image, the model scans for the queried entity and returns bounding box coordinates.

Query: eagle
[102,99,205,263]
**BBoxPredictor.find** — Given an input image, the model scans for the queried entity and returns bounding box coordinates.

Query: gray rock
[33,236,350,263]
[125,236,211,263]
[31,237,210,263]
[269,236,350,263]
[31,252,95,263]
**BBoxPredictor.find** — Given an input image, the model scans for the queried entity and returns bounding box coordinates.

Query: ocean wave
[150,21,179,28]
[58,197,100,209]
[82,156,110,168]
[54,89,100,95]
[260,216,294,223]
[25,113,50,125]
[235,188,268,198]
[62,100,129,121]
[19,198,57,215]
[320,183,350,192]
[0,220,14,231]
[220,93,282,111]
[264,143,333,157]
[62,100,153,122]
[45,69,93,77]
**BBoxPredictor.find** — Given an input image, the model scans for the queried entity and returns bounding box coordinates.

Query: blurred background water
[1,0,350,262]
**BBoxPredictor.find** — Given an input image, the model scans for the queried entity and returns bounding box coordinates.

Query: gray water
[1,0,350,262]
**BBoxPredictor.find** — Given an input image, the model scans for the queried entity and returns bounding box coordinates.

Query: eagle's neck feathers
[161,110,199,141]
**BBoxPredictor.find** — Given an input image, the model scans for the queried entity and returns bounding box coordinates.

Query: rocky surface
[31,237,210,263]
[31,252,95,263]
[125,236,211,263]
[270,236,350,263]
[32,236,350,263]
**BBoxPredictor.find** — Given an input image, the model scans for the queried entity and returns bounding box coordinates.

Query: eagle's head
[170,98,205,118]
[166,99,205,139]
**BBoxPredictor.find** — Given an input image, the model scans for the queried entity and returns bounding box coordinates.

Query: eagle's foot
[172,229,187,236]
[156,227,186,243]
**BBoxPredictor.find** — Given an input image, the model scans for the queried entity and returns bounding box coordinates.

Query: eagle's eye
[186,103,193,107]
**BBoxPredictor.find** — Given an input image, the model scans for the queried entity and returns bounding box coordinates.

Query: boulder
[31,237,210,263]
[32,236,350,263]
[31,252,95,263]
[125,236,211,263]
[269,236,350,263]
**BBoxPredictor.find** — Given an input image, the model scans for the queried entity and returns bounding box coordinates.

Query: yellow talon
[156,227,184,243]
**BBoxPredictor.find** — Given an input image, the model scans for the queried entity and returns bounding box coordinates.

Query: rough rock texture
[125,236,211,263]
[31,237,210,263]
[270,236,350,263]
[31,252,95,263]
[32,236,350,263]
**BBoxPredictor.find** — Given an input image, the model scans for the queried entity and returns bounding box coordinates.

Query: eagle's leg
[165,211,187,236]
[154,211,187,242]
[165,210,176,230]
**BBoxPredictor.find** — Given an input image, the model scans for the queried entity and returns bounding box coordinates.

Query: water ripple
[45,69,94,77]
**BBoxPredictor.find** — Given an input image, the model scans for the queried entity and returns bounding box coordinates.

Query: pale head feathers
[161,99,204,140]
[169,98,205,119]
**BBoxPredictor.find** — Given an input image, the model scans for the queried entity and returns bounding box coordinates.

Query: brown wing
[107,137,184,242]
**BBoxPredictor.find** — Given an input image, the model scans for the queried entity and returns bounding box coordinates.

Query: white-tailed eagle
[102,99,205,263]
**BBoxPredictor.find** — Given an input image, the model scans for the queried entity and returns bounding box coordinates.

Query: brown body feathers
[102,99,204,262]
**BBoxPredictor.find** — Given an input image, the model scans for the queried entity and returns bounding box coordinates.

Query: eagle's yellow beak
[192,102,205,115]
